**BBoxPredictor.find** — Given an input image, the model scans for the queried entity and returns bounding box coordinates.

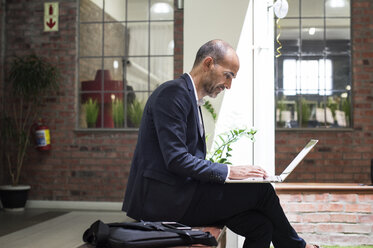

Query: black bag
[83,220,218,248]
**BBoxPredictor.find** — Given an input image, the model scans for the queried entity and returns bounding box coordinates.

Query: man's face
[202,52,239,98]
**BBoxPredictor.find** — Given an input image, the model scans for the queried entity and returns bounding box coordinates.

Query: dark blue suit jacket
[122,74,228,221]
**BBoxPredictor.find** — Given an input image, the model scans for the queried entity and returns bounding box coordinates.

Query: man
[123,40,320,248]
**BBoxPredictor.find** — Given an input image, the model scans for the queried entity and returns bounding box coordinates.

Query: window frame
[77,0,175,131]
[274,0,353,131]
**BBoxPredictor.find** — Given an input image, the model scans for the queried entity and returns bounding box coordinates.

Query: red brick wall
[275,0,373,184]
[0,0,183,202]
[173,0,183,77]
[0,0,137,202]
[278,192,373,245]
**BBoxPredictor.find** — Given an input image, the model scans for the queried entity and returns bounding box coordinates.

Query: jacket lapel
[182,74,206,153]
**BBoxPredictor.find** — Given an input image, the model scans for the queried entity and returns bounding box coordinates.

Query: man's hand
[228,165,268,180]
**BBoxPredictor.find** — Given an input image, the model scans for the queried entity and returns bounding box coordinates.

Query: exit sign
[44,2,59,32]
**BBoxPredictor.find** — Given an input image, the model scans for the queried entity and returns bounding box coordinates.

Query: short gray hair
[192,40,233,68]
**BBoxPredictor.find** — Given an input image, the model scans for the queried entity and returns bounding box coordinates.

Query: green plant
[298,98,311,127]
[207,128,257,164]
[203,100,217,121]
[341,97,351,125]
[276,98,286,126]
[127,99,144,128]
[83,98,99,128]
[2,54,59,186]
[327,96,339,118]
[112,98,124,128]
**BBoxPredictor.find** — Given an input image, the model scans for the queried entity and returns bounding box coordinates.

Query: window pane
[276,94,298,128]
[80,24,103,56]
[150,22,174,55]
[275,19,300,55]
[301,0,324,17]
[101,93,121,128]
[326,0,350,17]
[318,91,350,128]
[282,58,333,95]
[128,22,149,56]
[299,58,331,95]
[127,57,149,91]
[103,59,124,92]
[104,23,127,56]
[150,57,173,91]
[338,92,352,127]
[103,58,124,81]
[80,58,103,91]
[282,58,299,96]
[150,0,174,20]
[301,19,325,55]
[128,0,148,21]
[326,18,350,49]
[327,55,351,90]
[80,0,103,22]
[80,93,102,128]
[297,96,318,128]
[111,94,125,128]
[104,0,126,21]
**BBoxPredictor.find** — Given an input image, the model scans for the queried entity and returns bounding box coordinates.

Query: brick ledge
[275,183,373,194]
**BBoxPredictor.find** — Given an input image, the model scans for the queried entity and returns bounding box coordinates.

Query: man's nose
[224,80,232,90]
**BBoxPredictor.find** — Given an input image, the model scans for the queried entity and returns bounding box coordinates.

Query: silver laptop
[226,139,318,183]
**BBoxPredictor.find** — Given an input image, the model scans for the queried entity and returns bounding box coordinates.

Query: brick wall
[278,190,373,246]
[0,0,183,202]
[173,0,183,77]
[0,0,137,202]
[0,0,372,202]
[275,0,373,184]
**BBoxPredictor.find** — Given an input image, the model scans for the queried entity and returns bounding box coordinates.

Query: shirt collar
[187,73,205,106]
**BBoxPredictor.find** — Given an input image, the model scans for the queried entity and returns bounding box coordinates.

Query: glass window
[78,0,174,129]
[275,0,351,129]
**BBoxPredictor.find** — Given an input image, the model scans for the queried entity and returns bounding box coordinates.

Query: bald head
[192,39,236,68]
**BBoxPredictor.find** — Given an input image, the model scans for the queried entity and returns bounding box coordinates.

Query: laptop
[226,139,318,183]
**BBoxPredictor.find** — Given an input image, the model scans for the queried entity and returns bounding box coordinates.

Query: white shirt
[187,73,204,137]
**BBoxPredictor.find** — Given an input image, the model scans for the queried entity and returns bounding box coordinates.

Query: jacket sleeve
[151,83,228,183]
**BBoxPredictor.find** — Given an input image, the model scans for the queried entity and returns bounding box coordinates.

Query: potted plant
[83,98,99,128]
[0,54,59,211]
[297,98,311,127]
[127,99,144,128]
[208,128,257,164]
[112,98,124,128]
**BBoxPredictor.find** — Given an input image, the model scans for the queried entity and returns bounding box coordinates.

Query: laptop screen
[280,139,319,180]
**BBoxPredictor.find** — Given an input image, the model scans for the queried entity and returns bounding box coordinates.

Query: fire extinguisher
[34,119,51,151]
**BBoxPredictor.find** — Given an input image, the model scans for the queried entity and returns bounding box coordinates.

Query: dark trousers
[179,183,306,248]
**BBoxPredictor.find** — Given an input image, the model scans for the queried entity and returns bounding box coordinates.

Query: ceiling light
[151,2,172,14]
[168,40,174,51]
[328,0,346,8]
[113,60,119,69]
[309,27,316,35]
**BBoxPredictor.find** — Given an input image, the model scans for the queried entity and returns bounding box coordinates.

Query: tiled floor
[0,208,131,248]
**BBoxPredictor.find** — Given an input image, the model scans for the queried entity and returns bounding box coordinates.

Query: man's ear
[203,56,214,71]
